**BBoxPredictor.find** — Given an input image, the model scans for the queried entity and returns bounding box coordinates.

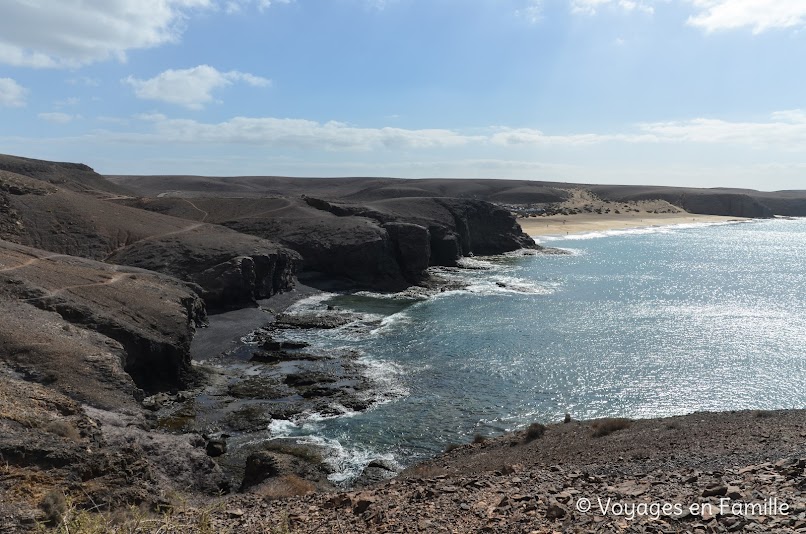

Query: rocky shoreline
[2,154,806,532]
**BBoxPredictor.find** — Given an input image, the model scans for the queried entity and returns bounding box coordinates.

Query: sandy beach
[519,212,747,237]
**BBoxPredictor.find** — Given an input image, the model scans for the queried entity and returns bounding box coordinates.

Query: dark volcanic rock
[107,230,300,309]
[241,451,281,490]
[0,240,206,395]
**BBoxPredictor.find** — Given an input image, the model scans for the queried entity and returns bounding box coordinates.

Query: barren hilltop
[1,153,805,533]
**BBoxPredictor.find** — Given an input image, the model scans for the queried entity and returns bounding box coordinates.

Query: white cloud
[38,112,80,124]
[111,115,478,150]
[0,77,27,107]
[517,0,543,23]
[491,127,656,145]
[0,0,211,68]
[92,109,806,152]
[571,0,654,15]
[638,111,806,148]
[687,0,806,33]
[123,65,271,109]
[224,0,292,14]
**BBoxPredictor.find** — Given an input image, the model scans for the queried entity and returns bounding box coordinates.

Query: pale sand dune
[519,212,747,237]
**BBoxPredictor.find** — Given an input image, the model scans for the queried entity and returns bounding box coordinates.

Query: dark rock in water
[241,451,281,491]
[299,386,339,398]
[367,459,397,471]
[274,312,354,329]
[282,340,310,349]
[250,350,322,364]
[260,339,284,351]
[206,438,228,457]
[353,460,398,488]
[285,373,337,388]
[228,377,292,399]
[222,405,273,433]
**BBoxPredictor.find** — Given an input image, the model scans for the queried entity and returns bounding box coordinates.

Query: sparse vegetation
[472,433,487,444]
[523,422,546,442]
[591,418,632,437]
[34,493,242,534]
[40,489,67,527]
[44,419,81,441]
[444,443,461,453]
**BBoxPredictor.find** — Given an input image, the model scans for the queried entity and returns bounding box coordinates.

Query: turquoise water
[269,218,806,481]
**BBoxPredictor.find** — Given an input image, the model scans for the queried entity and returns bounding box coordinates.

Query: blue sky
[1,0,806,190]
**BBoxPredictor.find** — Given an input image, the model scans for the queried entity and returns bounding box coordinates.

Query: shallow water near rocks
[219,218,806,483]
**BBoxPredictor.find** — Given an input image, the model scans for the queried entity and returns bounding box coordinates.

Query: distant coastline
[519,212,747,238]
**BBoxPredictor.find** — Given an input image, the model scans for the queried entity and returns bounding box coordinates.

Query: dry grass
[44,420,81,441]
[523,423,546,443]
[34,494,237,534]
[591,418,632,438]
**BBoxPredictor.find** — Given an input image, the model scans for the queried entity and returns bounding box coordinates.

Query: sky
[1,0,806,190]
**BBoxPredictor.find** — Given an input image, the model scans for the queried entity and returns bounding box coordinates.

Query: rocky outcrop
[295,196,536,277]
[0,240,206,394]
[106,230,299,310]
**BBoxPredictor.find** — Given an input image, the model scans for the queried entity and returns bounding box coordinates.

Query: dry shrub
[40,489,66,526]
[259,475,316,501]
[591,418,631,438]
[523,423,546,443]
[472,434,487,444]
[44,420,81,441]
[444,443,461,453]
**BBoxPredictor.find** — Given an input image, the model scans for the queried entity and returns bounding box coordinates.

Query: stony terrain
[103,410,806,533]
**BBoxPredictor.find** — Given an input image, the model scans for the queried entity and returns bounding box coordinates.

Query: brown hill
[0,168,298,308]
[109,174,806,217]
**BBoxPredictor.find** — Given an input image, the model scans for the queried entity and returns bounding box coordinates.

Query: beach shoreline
[519,212,748,237]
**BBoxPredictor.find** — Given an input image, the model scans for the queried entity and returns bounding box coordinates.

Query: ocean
[263,218,806,482]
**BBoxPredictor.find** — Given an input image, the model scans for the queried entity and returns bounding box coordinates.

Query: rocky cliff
[124,195,538,290]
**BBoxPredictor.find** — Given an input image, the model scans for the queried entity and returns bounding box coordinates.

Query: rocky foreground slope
[41,410,806,533]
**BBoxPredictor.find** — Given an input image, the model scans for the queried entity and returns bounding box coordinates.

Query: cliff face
[221,196,537,289]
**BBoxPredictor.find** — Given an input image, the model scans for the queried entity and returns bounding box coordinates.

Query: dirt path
[181,198,209,222]
[0,253,65,273]
[102,222,206,261]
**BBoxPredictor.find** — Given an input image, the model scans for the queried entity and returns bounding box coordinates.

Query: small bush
[444,443,461,453]
[591,418,631,438]
[40,489,66,526]
[523,423,546,443]
[44,420,81,441]
[472,434,487,444]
